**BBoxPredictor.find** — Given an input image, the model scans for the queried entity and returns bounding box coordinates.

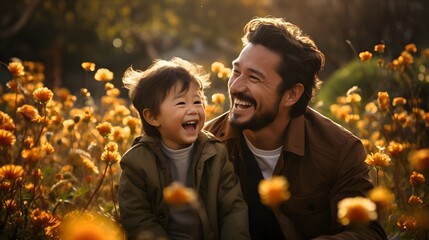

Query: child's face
[156,82,206,150]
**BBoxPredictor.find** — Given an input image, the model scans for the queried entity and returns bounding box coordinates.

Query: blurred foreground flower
[368,187,395,210]
[258,176,290,207]
[60,211,125,240]
[163,182,197,207]
[338,197,377,226]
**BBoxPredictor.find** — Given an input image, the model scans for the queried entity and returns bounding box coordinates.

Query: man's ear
[282,83,305,107]
[142,108,160,127]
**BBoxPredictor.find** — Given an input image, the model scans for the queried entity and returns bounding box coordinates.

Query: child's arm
[216,145,251,240]
[118,153,168,240]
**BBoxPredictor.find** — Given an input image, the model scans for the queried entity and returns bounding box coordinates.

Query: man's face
[228,43,284,130]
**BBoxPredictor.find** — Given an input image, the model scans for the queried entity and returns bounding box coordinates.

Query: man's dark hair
[242,17,325,117]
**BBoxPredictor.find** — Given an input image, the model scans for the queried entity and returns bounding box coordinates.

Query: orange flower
[163,182,197,207]
[104,142,118,152]
[22,147,45,163]
[0,111,15,131]
[8,61,25,76]
[408,149,429,171]
[405,43,417,53]
[337,197,377,226]
[258,176,290,207]
[392,97,407,107]
[94,68,114,81]
[60,211,125,240]
[17,104,40,121]
[81,62,96,71]
[408,195,423,206]
[387,141,407,158]
[42,142,55,154]
[96,122,113,137]
[364,152,391,168]
[0,164,24,180]
[359,51,373,61]
[101,150,121,165]
[409,171,425,186]
[217,67,232,79]
[374,44,385,53]
[368,187,394,209]
[396,215,417,231]
[377,92,390,112]
[211,61,224,73]
[211,93,226,105]
[33,87,54,104]
[346,93,361,104]
[0,129,16,148]
[30,209,61,235]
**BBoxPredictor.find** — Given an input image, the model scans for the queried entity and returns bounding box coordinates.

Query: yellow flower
[217,67,232,79]
[33,87,54,104]
[405,43,417,53]
[346,93,361,104]
[258,176,290,207]
[8,61,25,76]
[105,142,118,152]
[211,93,225,105]
[0,164,24,180]
[211,61,224,73]
[17,104,40,121]
[368,187,394,209]
[387,141,407,158]
[365,102,378,114]
[396,215,417,231]
[96,122,113,137]
[0,111,15,131]
[0,129,16,148]
[374,44,385,53]
[364,152,391,168]
[337,197,377,226]
[30,208,60,230]
[22,147,45,163]
[101,150,121,164]
[408,149,429,171]
[94,68,114,81]
[42,142,55,154]
[392,97,407,107]
[81,62,96,71]
[105,82,115,91]
[163,181,197,207]
[359,51,373,61]
[60,211,125,240]
[408,195,423,206]
[409,171,425,186]
[3,199,17,212]
[377,92,390,112]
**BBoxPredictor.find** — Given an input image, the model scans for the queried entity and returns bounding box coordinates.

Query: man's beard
[228,93,281,131]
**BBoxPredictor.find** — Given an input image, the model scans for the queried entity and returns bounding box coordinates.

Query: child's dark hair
[122,57,210,138]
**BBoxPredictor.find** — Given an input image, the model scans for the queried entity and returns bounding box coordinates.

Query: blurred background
[1,0,428,101]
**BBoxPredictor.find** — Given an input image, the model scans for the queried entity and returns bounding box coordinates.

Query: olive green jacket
[204,107,387,240]
[118,130,250,240]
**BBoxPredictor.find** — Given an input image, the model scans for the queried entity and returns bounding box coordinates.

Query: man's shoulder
[305,107,356,138]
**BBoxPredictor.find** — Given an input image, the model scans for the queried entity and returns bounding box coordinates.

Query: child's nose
[187,108,198,115]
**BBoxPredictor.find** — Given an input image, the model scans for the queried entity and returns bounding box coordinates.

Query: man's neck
[243,117,290,150]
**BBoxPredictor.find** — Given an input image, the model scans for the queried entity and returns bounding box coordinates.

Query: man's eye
[232,69,240,75]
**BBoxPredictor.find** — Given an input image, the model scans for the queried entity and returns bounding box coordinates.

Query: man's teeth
[235,99,252,107]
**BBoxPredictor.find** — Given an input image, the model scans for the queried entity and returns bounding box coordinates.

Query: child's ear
[282,83,304,107]
[142,109,160,127]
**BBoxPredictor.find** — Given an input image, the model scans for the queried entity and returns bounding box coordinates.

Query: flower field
[1,43,428,239]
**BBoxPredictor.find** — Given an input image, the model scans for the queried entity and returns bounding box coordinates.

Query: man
[205,17,387,239]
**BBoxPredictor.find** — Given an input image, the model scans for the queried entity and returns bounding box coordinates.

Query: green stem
[83,162,109,212]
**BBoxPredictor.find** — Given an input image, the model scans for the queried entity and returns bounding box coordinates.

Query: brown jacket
[119,131,250,240]
[204,107,387,240]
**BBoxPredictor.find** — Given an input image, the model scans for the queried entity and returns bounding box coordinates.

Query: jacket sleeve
[314,137,387,240]
[216,144,251,240]
[118,152,168,240]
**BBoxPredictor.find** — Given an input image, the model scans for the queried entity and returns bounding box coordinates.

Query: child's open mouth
[182,120,198,132]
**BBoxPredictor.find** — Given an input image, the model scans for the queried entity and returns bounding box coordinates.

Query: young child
[119,57,249,240]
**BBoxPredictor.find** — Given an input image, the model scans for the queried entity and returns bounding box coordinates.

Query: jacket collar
[212,111,305,157]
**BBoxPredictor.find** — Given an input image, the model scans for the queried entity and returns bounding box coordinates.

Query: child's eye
[176,102,185,105]
[194,100,202,105]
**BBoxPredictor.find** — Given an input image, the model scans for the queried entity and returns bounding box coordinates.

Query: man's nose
[228,75,246,93]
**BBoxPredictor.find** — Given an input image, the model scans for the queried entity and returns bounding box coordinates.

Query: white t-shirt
[244,135,282,179]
